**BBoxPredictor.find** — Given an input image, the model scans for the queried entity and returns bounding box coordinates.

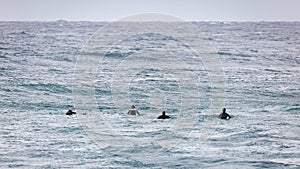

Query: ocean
[0,21,299,168]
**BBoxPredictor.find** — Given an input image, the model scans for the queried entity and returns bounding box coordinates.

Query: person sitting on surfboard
[157,111,170,119]
[219,108,231,119]
[127,105,140,115]
[66,108,76,115]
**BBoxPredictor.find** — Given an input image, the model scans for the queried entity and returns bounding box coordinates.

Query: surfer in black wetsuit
[157,111,170,119]
[219,108,231,119]
[66,108,76,115]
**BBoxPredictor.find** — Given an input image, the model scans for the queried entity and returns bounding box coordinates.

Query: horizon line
[1,19,300,23]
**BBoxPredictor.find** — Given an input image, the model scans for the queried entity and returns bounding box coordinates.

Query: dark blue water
[0,21,299,168]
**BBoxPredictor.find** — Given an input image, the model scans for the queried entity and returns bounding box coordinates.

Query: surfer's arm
[226,113,231,119]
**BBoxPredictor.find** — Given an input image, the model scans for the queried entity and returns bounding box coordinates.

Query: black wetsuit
[157,114,170,119]
[66,111,76,115]
[219,112,231,119]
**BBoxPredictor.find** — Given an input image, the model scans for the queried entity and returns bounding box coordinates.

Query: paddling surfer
[219,108,231,119]
[157,111,170,119]
[127,105,140,115]
[66,108,76,115]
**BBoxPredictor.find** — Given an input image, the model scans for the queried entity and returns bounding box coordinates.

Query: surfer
[157,111,170,119]
[219,108,231,119]
[66,108,76,115]
[127,105,140,115]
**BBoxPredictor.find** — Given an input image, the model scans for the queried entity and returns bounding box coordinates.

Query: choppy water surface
[0,21,299,168]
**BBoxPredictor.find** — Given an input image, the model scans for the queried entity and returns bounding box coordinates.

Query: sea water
[0,21,299,168]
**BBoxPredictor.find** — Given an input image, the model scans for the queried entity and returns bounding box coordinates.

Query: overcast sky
[1,0,299,21]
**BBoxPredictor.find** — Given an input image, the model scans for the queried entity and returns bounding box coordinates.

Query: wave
[20,83,72,94]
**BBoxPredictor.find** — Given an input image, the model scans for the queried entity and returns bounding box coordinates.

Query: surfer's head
[222,108,226,113]
[131,105,136,109]
[68,108,72,112]
[162,111,166,115]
